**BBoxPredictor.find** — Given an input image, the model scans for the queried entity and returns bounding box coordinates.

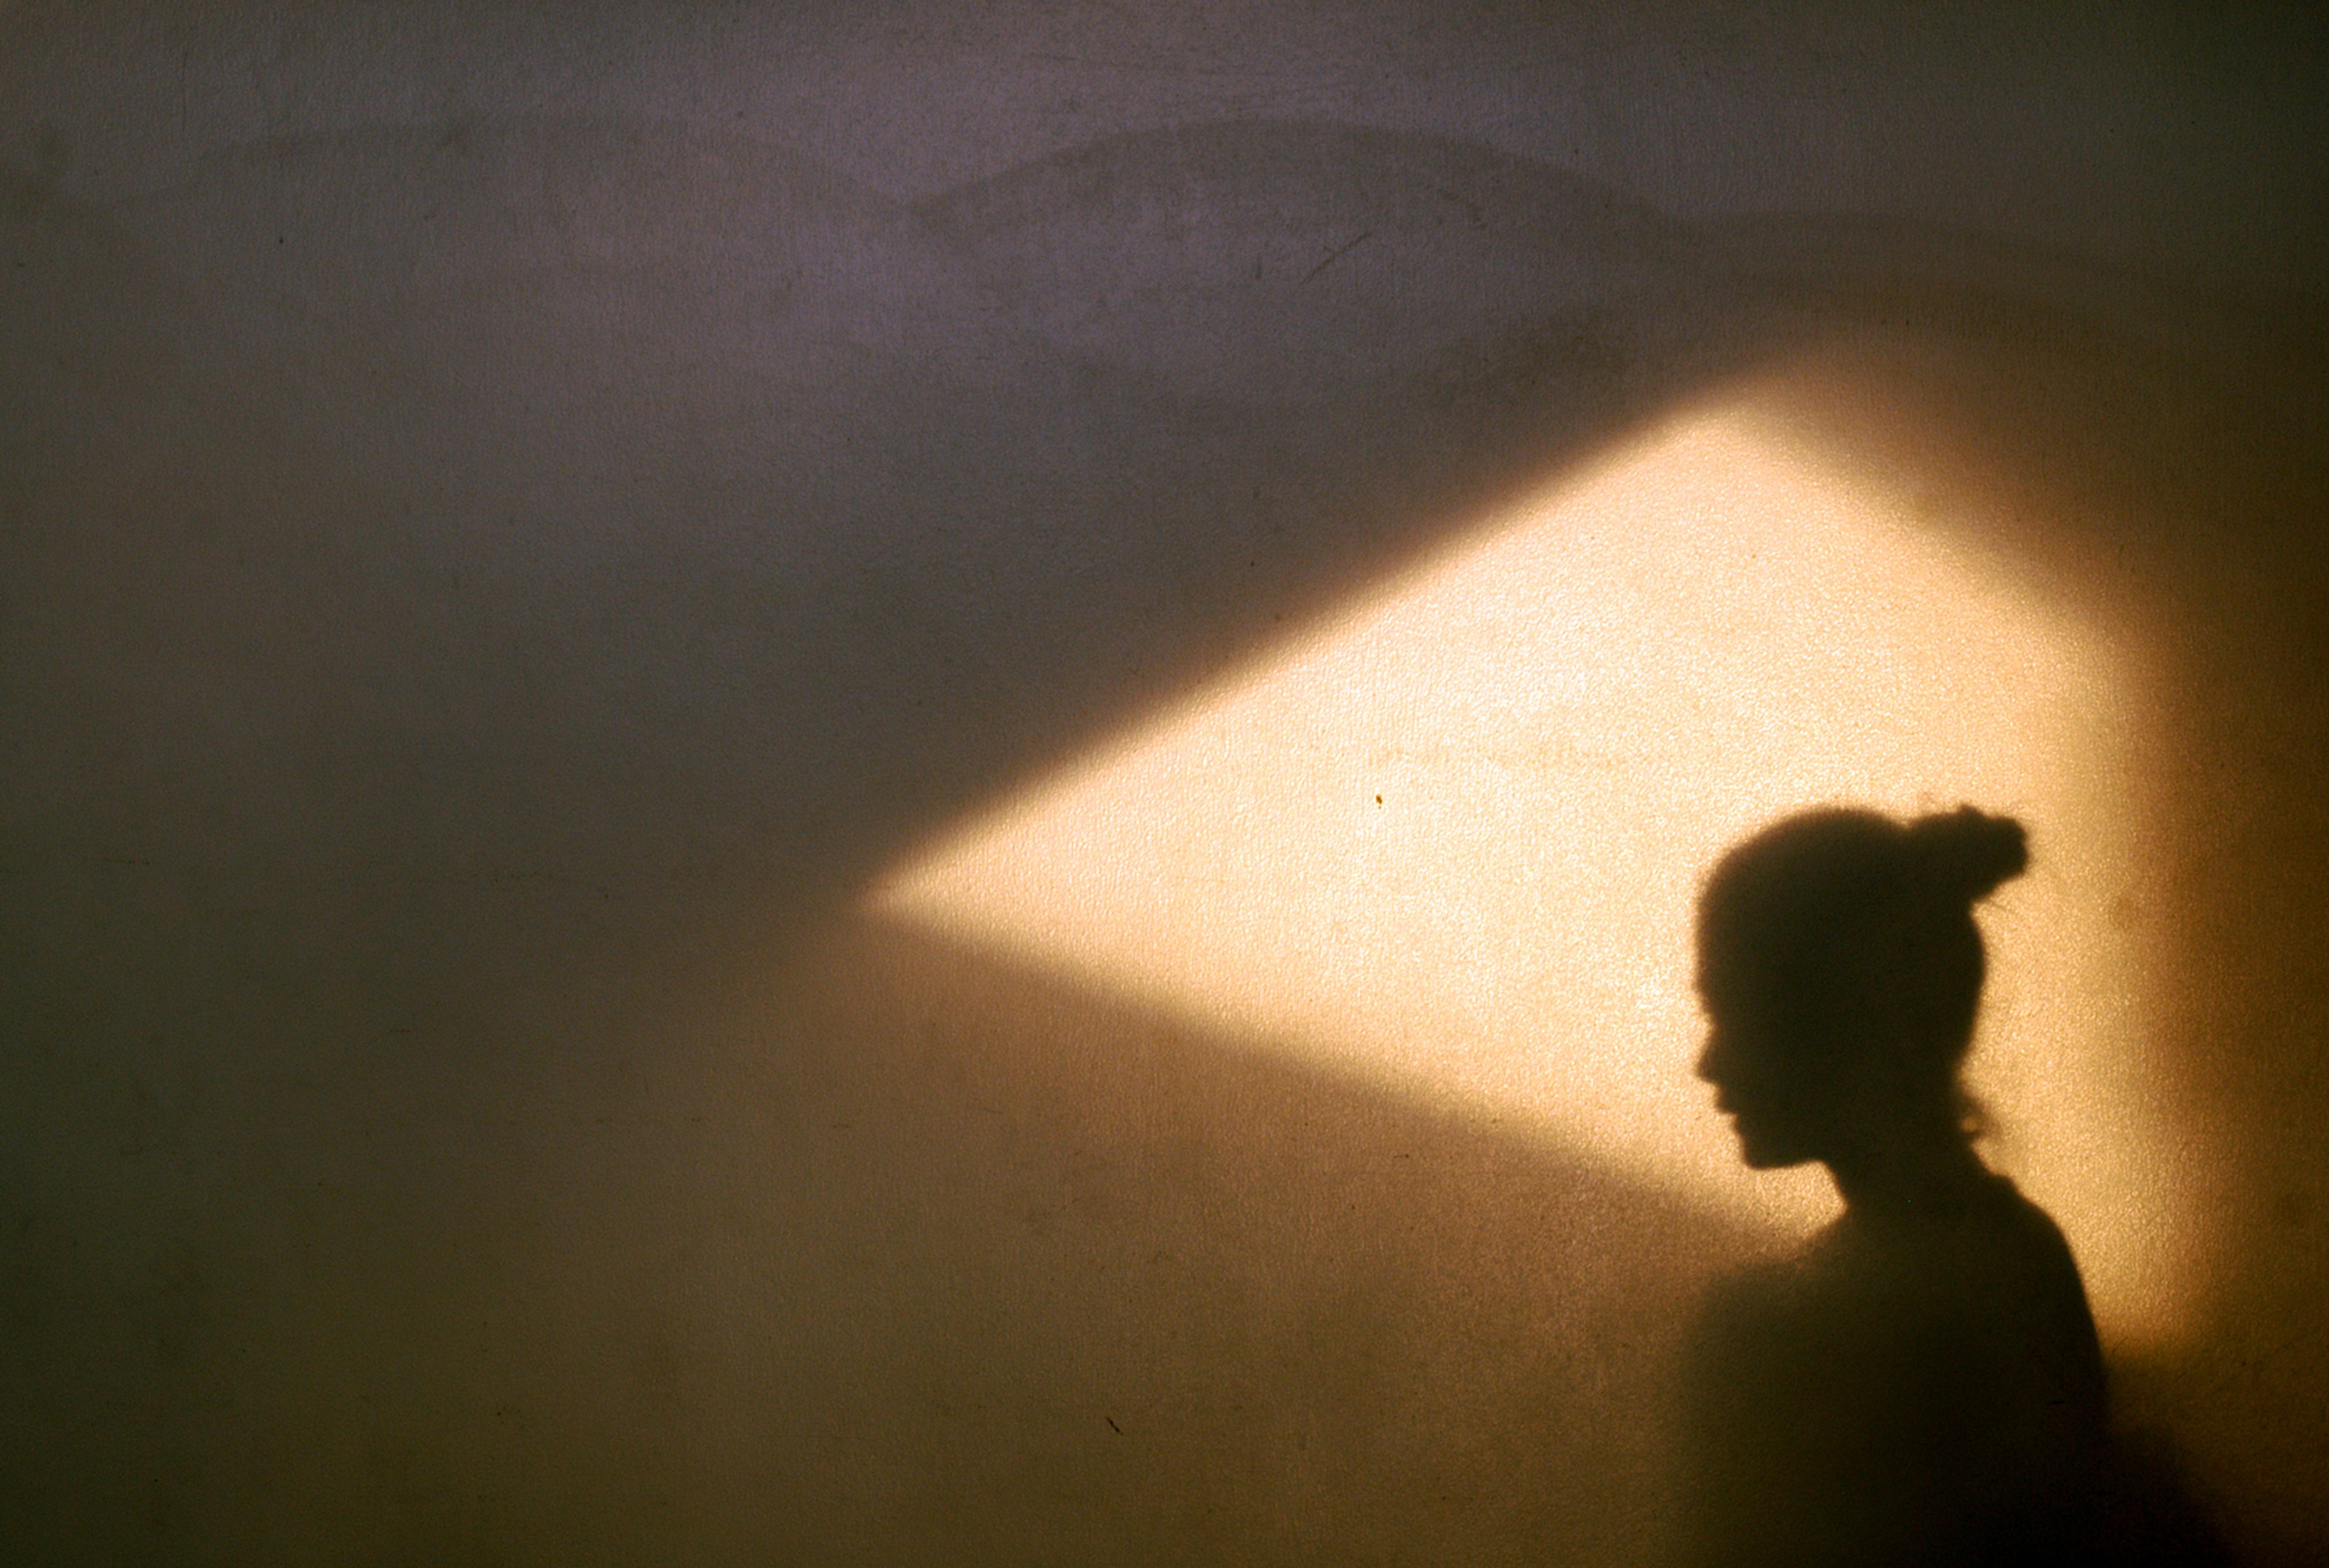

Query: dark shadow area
[62,909,1789,1566]
[1,117,1781,1036]
[2,901,2260,1563]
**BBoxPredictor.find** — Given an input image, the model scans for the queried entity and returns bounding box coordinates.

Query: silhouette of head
[1694,806,2028,1170]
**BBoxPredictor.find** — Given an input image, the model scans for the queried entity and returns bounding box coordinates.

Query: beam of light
[866,393,2200,1348]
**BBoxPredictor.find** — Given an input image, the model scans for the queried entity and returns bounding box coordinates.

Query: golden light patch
[869,395,2196,1347]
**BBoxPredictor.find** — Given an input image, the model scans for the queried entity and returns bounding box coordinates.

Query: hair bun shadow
[1905,806,2029,904]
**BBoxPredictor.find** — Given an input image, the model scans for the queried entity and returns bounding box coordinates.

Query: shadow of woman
[1678,806,2235,1567]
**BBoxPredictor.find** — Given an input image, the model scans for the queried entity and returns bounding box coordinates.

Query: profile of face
[1691,806,2026,1176]
[1694,901,1946,1171]
[1694,959,1845,1170]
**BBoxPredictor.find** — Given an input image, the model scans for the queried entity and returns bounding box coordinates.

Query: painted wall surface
[4,5,2326,1563]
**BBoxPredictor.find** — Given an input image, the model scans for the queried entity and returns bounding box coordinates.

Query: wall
[3,5,2325,1563]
